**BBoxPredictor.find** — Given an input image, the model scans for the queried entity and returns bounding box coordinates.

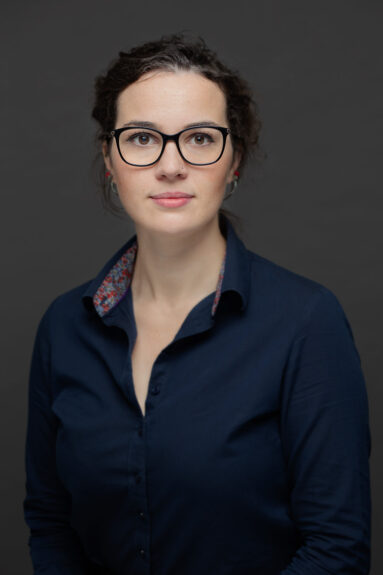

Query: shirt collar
[82,214,250,319]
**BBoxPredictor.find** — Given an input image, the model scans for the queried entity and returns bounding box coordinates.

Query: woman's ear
[102,141,113,174]
[227,151,241,183]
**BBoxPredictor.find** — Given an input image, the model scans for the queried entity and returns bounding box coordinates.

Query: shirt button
[150,385,160,395]
[139,548,145,557]
[137,425,143,437]
[139,511,145,519]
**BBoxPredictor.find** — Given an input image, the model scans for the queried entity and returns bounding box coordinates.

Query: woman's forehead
[115,70,228,129]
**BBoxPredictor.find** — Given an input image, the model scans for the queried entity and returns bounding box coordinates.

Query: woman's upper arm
[24,305,90,574]
[279,288,371,575]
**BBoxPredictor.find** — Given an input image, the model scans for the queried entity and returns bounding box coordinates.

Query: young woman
[24,35,371,575]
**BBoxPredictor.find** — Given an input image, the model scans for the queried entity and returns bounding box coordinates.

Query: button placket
[128,416,149,569]
[130,353,168,570]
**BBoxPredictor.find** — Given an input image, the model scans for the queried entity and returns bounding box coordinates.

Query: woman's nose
[154,141,187,179]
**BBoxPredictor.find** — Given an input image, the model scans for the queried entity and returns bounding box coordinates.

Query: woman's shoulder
[37,279,93,328]
[245,248,352,339]
[248,249,329,295]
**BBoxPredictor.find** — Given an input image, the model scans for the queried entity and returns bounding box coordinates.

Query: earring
[223,171,239,201]
[105,171,118,195]
[110,181,119,195]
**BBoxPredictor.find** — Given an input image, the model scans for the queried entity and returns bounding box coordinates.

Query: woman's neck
[130,217,227,313]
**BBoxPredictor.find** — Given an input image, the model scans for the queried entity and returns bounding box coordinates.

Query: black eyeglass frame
[109,125,231,167]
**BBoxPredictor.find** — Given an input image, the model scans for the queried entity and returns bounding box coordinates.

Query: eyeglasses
[109,125,231,167]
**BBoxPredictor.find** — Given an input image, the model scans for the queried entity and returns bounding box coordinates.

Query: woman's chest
[51,309,289,499]
[130,326,174,417]
[130,305,191,416]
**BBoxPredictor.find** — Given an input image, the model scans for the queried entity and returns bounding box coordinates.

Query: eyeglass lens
[117,127,225,165]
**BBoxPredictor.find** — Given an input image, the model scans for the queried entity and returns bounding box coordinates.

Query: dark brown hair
[91,33,263,230]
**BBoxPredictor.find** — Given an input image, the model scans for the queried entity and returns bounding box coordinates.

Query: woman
[24,35,371,575]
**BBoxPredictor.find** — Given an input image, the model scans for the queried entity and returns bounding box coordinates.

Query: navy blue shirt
[24,215,371,575]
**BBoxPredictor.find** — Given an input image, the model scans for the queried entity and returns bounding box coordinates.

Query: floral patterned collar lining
[93,240,227,318]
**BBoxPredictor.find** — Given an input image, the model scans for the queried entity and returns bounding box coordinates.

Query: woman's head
[91,34,262,229]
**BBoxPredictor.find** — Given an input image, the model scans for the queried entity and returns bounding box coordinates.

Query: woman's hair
[91,33,263,230]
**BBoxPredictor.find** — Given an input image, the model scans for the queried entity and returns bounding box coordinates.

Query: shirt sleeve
[23,305,96,575]
[279,288,371,575]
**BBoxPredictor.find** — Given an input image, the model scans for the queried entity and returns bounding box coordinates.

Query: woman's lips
[151,192,193,198]
[150,192,194,208]
[151,196,193,208]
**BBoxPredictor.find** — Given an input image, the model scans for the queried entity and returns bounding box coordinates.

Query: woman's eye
[126,132,157,146]
[190,132,214,145]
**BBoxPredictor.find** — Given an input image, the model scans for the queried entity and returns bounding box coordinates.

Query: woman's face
[103,70,240,237]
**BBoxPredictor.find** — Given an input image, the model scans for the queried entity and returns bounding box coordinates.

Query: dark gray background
[2,1,382,573]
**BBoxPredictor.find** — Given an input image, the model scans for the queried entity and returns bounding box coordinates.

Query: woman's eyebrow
[121,121,157,128]
[184,121,221,128]
[120,120,222,129]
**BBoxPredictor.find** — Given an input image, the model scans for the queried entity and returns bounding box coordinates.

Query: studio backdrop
[2,1,382,574]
